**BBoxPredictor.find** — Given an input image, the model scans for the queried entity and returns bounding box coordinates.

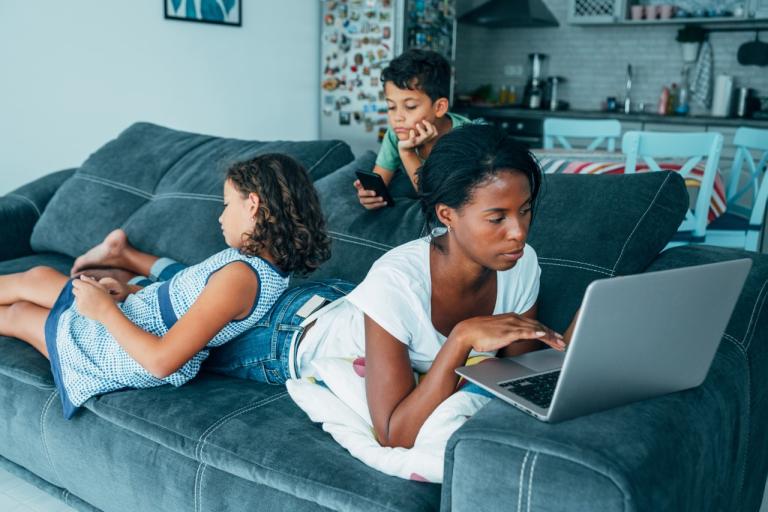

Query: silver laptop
[456,258,752,423]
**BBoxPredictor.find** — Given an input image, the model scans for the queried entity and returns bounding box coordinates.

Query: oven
[455,107,544,148]
[487,116,544,148]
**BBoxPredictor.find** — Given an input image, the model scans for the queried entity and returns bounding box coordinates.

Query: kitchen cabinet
[567,0,624,24]
[642,122,697,133]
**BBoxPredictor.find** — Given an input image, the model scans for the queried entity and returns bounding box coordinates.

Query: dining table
[532,148,727,222]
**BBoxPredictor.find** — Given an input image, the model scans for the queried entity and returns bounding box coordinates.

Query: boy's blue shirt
[374,112,472,174]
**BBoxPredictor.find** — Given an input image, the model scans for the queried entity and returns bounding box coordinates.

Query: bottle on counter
[507,85,517,105]
[498,85,509,105]
[675,67,690,115]
[657,86,670,115]
[667,83,678,115]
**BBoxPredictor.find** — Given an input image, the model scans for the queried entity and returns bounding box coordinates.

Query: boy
[355,49,471,210]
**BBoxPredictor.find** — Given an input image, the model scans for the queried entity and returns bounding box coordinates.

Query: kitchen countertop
[453,105,768,128]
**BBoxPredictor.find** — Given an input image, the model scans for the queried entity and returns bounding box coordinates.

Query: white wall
[0,1,320,194]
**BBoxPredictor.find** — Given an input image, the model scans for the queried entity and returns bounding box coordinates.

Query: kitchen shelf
[574,16,768,27]
[618,16,768,26]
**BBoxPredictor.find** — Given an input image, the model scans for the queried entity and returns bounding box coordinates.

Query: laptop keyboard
[499,370,561,409]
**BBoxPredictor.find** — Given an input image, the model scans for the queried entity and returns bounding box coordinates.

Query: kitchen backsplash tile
[455,0,768,115]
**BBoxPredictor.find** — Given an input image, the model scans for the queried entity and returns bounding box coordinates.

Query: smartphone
[355,170,395,207]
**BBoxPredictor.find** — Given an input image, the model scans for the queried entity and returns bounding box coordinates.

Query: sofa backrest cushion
[304,151,428,284]
[30,122,354,264]
[309,167,688,332]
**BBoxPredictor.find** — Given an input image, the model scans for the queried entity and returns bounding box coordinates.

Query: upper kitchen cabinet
[567,0,624,24]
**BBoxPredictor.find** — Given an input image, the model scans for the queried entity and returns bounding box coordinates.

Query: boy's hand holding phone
[354,180,388,210]
[397,120,438,151]
[354,170,395,209]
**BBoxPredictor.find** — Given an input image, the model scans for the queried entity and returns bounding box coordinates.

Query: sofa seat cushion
[83,372,441,511]
[30,122,354,265]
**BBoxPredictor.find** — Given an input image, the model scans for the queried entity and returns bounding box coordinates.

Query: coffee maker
[524,53,548,109]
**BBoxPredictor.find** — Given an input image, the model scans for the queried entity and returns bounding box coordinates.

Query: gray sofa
[1,122,766,511]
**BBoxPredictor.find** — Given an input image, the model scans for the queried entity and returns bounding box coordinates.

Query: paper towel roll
[711,75,734,117]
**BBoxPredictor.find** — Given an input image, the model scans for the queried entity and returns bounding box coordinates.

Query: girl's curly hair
[226,153,331,276]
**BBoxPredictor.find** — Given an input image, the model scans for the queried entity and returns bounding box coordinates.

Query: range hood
[458,0,559,28]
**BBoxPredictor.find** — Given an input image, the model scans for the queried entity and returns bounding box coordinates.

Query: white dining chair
[622,131,724,244]
[705,127,768,251]
[543,118,622,151]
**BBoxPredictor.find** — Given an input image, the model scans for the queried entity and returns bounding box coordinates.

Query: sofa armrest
[0,169,75,262]
[442,245,768,512]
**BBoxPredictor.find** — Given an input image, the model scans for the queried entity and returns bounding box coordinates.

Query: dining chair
[705,127,768,251]
[543,118,622,151]
[622,130,723,243]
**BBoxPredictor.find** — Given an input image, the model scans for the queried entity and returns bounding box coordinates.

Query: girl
[0,153,330,419]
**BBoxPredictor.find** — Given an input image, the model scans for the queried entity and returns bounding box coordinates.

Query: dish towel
[691,41,713,109]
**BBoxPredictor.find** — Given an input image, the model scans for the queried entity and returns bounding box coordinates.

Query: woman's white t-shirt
[294,237,541,378]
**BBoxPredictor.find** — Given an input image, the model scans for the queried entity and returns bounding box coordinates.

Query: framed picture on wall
[165,0,241,27]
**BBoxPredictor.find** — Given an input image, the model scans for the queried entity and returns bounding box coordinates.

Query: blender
[524,53,548,109]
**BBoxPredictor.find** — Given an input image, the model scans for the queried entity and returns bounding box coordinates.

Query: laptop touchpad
[508,349,565,372]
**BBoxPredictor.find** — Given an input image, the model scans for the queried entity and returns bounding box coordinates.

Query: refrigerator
[319,0,456,156]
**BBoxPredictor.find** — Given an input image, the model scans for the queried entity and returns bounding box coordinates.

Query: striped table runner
[537,157,727,222]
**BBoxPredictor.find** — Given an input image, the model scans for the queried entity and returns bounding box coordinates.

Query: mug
[644,5,658,19]
[659,5,674,19]
[631,5,644,20]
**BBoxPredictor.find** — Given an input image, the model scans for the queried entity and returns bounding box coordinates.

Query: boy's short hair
[381,49,451,102]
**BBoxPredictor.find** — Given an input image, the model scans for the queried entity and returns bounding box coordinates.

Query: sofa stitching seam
[538,257,613,273]
[539,261,614,277]
[328,230,394,250]
[612,172,671,274]
[744,278,768,350]
[6,193,42,218]
[516,450,529,512]
[527,452,538,512]
[722,333,746,353]
[40,391,64,485]
[195,392,289,460]
[152,193,222,202]
[307,142,346,175]
[328,234,393,252]
[75,174,153,199]
[194,461,207,512]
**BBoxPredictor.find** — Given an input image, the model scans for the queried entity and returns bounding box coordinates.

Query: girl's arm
[365,312,564,449]
[72,263,259,378]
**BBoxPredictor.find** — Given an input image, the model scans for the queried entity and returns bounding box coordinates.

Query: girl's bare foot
[70,229,130,276]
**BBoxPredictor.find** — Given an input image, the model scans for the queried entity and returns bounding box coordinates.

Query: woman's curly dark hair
[226,153,331,276]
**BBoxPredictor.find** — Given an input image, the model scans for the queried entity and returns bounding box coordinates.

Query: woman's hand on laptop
[454,313,566,353]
